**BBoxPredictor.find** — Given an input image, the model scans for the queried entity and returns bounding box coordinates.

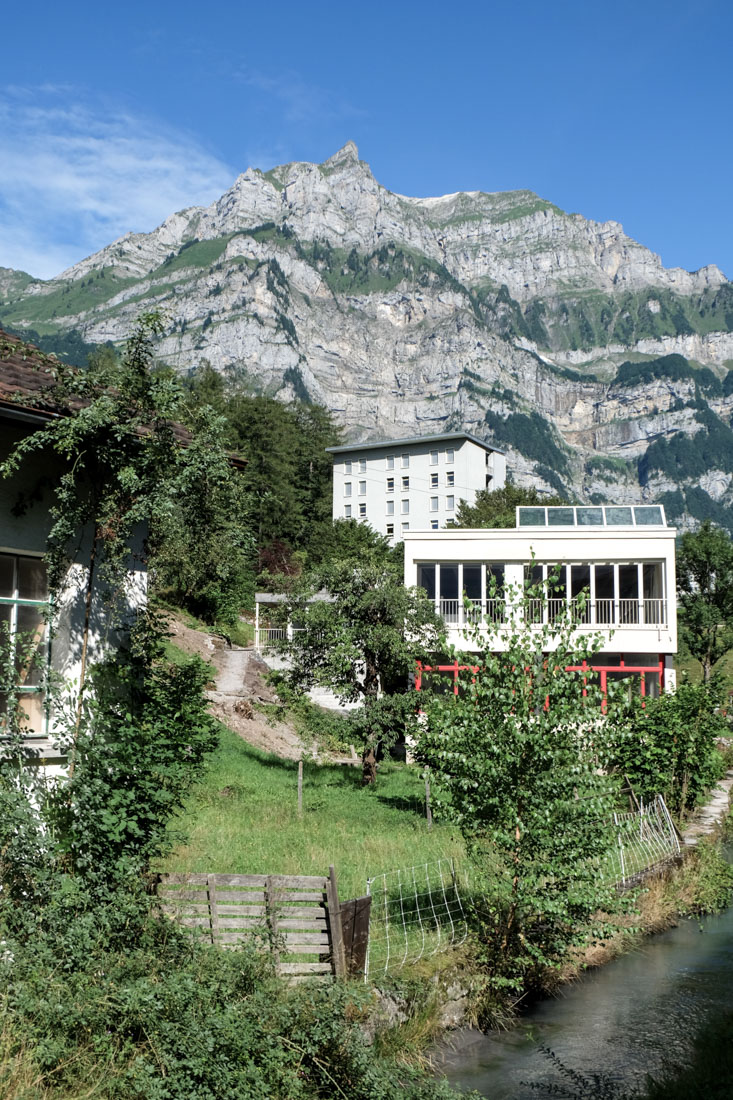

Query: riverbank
[423,775,733,1096]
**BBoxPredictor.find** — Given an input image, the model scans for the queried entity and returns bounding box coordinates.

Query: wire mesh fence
[600,794,680,886]
[363,797,679,981]
[365,858,468,980]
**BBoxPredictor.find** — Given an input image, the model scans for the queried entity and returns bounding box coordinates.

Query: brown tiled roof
[0,329,70,418]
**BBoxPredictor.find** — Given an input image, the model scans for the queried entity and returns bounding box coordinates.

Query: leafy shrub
[607,682,727,818]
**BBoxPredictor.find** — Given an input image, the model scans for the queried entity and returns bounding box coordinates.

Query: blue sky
[1,0,731,280]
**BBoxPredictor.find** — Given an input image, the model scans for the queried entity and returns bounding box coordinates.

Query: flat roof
[326,431,504,456]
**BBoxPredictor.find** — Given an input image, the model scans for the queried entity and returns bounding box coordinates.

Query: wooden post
[339,895,372,978]
[425,769,433,830]
[207,874,218,946]
[326,864,346,979]
[265,875,280,969]
[297,758,303,817]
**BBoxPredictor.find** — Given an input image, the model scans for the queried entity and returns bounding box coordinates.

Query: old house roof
[0,329,245,466]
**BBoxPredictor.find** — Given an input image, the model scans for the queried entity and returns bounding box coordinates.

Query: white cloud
[0,87,235,279]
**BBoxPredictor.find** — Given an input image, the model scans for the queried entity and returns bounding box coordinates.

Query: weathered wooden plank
[268,875,329,889]
[270,905,327,920]
[159,873,209,885]
[267,891,326,903]
[216,915,268,924]
[209,904,267,916]
[278,962,332,974]
[276,918,328,930]
[283,932,331,945]
[208,874,269,887]
[208,891,266,904]
[282,943,331,955]
[326,865,346,979]
[172,916,212,927]
[159,890,210,903]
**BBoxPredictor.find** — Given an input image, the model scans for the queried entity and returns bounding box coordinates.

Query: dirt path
[165,613,322,761]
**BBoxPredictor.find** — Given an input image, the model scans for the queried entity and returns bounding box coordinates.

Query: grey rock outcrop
[2,142,733,527]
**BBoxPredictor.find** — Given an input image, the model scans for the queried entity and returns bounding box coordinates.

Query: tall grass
[160,727,465,901]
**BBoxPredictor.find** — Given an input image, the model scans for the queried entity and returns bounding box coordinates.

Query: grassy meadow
[160,725,466,901]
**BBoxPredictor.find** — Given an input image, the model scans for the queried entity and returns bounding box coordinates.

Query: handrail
[437,597,667,628]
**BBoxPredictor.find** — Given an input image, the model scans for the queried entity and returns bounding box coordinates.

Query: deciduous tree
[677,520,733,682]
[282,553,442,783]
[417,576,625,993]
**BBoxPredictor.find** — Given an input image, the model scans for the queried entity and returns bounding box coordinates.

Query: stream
[440,882,733,1098]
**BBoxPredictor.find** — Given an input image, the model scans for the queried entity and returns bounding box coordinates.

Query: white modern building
[326,432,506,542]
[403,503,677,704]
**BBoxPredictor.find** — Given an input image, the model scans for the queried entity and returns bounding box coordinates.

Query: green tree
[677,520,733,682]
[608,681,726,818]
[283,554,442,783]
[417,576,625,994]
[185,365,343,566]
[450,483,568,529]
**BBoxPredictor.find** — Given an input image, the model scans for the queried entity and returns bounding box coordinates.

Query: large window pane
[18,557,46,601]
[619,564,639,624]
[417,564,436,600]
[547,507,575,526]
[0,556,14,598]
[439,564,459,602]
[619,565,638,599]
[463,564,482,601]
[16,605,46,687]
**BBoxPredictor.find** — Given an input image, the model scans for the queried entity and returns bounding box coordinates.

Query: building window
[344,459,352,474]
[0,553,48,735]
[401,499,409,515]
[446,471,454,486]
[386,523,394,537]
[386,477,394,492]
[401,454,410,469]
[430,472,438,488]
[401,522,409,533]
[358,481,366,496]
[429,450,438,465]
[430,496,439,512]
[344,504,352,518]
[401,476,409,491]
[386,500,395,516]
[446,495,454,510]
[359,503,367,517]
[386,455,395,470]
[358,459,367,473]
[430,520,439,530]
[445,448,454,463]
[344,482,352,497]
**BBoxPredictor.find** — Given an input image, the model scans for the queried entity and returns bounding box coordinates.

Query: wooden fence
[158,867,370,981]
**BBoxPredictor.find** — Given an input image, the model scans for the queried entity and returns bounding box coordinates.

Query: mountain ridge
[2,142,733,530]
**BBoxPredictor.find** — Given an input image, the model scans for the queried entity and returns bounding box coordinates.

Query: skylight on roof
[517,505,666,528]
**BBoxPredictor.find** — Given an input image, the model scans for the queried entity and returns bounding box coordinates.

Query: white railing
[438,597,667,629]
[254,626,307,652]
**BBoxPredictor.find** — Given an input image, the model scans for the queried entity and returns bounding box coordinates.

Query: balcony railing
[438,597,667,630]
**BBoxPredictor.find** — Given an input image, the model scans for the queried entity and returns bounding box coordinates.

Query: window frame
[0,551,50,738]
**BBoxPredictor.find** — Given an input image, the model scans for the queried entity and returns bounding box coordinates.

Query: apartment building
[403,503,677,702]
[326,432,506,542]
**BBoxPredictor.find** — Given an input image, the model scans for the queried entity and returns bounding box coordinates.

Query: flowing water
[441,893,733,1098]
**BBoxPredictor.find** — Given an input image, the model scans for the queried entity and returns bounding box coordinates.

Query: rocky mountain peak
[322,140,360,167]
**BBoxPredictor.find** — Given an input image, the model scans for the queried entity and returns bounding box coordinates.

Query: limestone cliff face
[2,142,733,529]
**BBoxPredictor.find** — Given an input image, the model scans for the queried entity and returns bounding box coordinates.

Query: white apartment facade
[326,432,506,542]
[403,503,677,705]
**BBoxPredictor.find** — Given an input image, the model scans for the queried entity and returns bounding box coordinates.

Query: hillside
[3,141,733,527]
